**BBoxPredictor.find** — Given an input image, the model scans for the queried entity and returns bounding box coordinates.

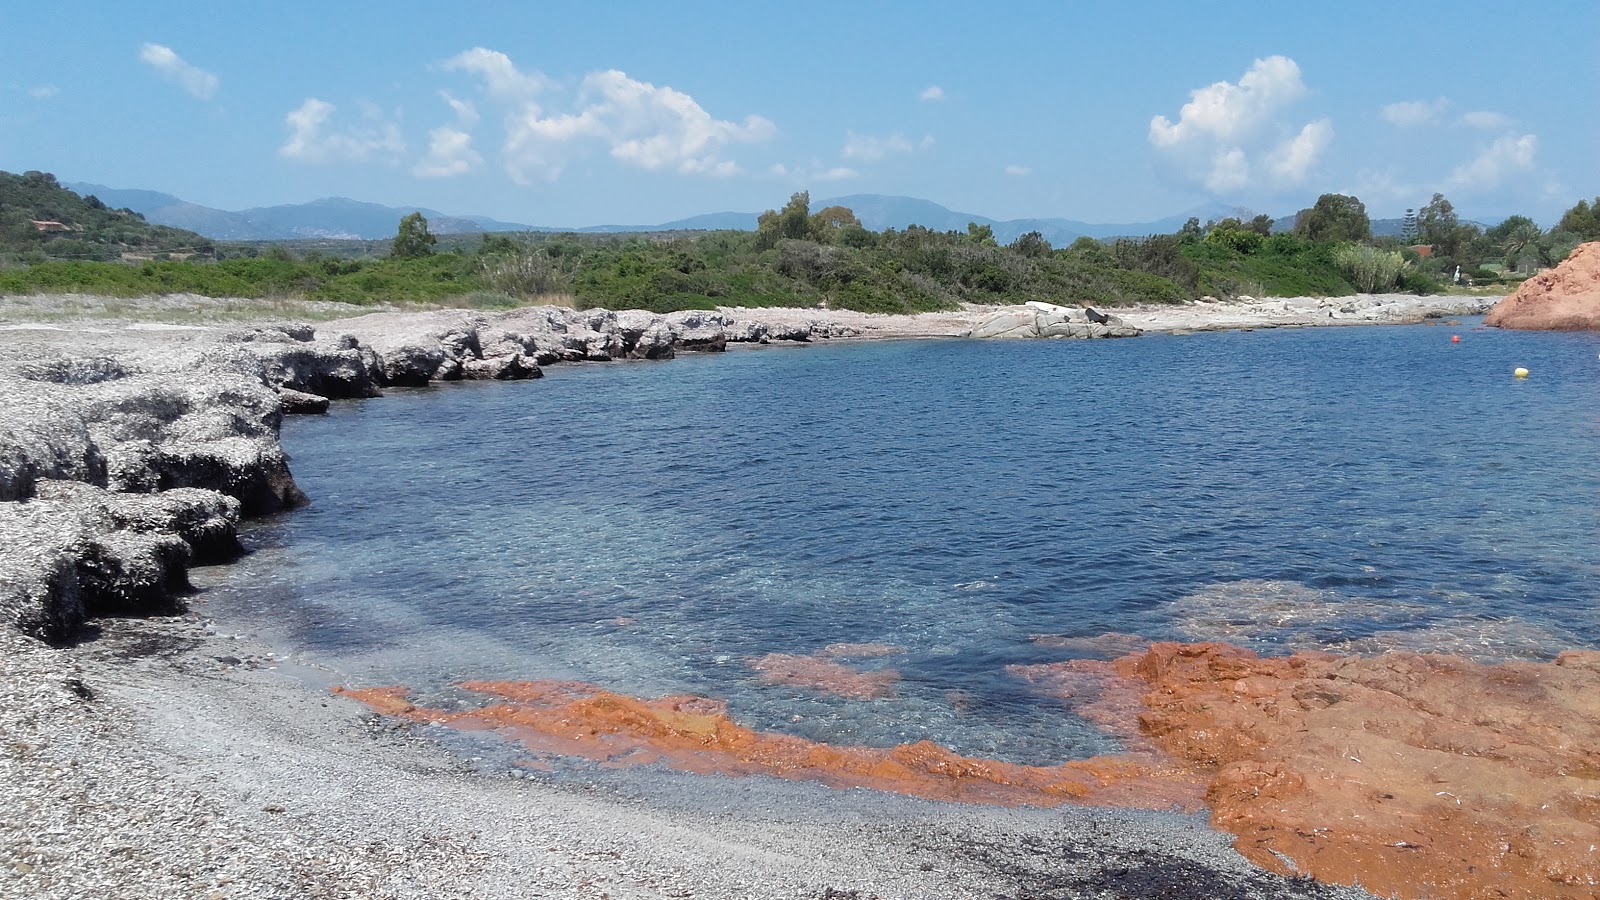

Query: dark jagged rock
[0,481,242,642]
[278,387,330,415]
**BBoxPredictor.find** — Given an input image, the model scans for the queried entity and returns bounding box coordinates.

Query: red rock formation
[333,680,1206,811]
[745,652,900,699]
[339,641,1600,898]
[1098,643,1600,899]
[1485,241,1600,330]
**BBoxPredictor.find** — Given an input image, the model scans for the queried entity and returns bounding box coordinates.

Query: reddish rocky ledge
[340,640,1600,899]
[1484,241,1600,330]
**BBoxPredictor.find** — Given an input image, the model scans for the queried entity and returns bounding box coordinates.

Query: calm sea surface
[199,320,1600,764]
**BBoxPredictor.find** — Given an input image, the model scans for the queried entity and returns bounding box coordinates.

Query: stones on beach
[968,304,1142,340]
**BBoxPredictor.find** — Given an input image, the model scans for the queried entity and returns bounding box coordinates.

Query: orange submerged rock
[334,679,1205,811]
[1485,241,1600,330]
[337,641,1600,899]
[1097,642,1600,899]
[744,652,900,699]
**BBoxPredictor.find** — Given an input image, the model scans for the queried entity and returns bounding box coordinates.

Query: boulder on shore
[1484,241,1600,331]
[969,305,1142,340]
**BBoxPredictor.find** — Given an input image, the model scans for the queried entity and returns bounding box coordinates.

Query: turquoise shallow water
[200,319,1600,764]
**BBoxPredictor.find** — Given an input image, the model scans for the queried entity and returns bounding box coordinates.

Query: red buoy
[1451,335,1461,343]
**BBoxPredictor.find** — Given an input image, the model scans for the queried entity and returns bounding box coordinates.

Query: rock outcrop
[0,302,875,643]
[969,303,1142,339]
[0,480,241,642]
[1485,241,1600,330]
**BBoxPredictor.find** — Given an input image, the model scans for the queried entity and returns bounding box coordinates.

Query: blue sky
[2,2,1595,227]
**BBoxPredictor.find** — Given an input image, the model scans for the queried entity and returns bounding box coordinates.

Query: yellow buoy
[1514,367,1530,378]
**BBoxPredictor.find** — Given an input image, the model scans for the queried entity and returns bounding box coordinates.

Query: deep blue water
[200,320,1600,765]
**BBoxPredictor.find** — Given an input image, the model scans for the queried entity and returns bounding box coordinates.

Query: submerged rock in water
[1485,241,1600,331]
[1022,642,1600,899]
[745,651,900,699]
[333,680,1205,811]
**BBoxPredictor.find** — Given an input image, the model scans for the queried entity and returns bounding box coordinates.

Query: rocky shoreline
[0,292,1499,899]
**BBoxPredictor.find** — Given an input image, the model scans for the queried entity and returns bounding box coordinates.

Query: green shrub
[1331,243,1408,292]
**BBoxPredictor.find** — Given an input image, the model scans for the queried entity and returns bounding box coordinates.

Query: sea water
[197,320,1600,765]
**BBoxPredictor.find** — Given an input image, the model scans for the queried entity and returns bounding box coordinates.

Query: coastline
[0,292,1503,899]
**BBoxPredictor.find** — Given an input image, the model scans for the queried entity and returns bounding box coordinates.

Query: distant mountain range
[67,181,1437,246]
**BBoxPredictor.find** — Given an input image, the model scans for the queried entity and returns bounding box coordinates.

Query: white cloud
[1447,133,1537,191]
[444,47,548,100]
[920,85,945,101]
[27,84,59,99]
[841,131,916,162]
[1460,110,1513,130]
[770,162,858,183]
[1205,147,1251,192]
[1004,164,1032,176]
[138,43,218,100]
[1149,55,1327,196]
[1265,119,1332,185]
[413,127,481,178]
[447,50,773,183]
[279,98,406,164]
[438,90,479,126]
[1380,98,1448,127]
[1149,55,1305,148]
[413,91,482,178]
[812,166,859,182]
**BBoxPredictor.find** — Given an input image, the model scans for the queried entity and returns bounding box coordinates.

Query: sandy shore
[2,291,1503,899]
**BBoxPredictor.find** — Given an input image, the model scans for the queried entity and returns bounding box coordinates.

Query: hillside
[67,180,1251,244]
[67,183,536,241]
[1,171,212,261]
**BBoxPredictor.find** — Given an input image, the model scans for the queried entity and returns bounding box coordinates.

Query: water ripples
[200,320,1600,764]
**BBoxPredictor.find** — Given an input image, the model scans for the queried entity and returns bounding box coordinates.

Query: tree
[809,205,861,238]
[1416,193,1458,248]
[1246,213,1275,236]
[756,191,815,249]
[1292,193,1372,243]
[1008,230,1051,258]
[1401,208,1418,242]
[965,222,997,247]
[392,212,436,258]
[1557,197,1600,241]
[1488,215,1542,271]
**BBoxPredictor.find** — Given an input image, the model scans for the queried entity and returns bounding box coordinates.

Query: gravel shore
[0,291,1480,899]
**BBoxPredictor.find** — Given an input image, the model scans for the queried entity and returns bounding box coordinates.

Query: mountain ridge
[71,181,1405,245]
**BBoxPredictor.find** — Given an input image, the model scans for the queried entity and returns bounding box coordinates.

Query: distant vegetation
[3,168,1594,314]
[0,170,214,261]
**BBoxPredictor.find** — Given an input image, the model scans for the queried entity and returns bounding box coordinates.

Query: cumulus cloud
[920,85,945,101]
[1149,55,1327,194]
[445,48,773,183]
[1149,56,1305,148]
[27,85,59,100]
[1459,110,1514,130]
[438,90,479,126]
[444,47,548,99]
[279,98,406,164]
[413,127,481,178]
[840,131,933,162]
[1380,98,1448,127]
[413,91,483,178]
[770,162,858,182]
[1265,119,1333,185]
[1447,133,1537,191]
[138,43,218,100]
[1004,164,1032,176]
